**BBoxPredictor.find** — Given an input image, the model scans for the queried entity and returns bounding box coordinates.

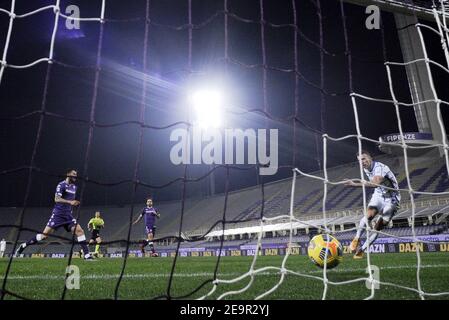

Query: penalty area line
[0,264,447,280]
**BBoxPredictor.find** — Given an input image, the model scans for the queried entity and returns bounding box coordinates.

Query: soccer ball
[307,234,343,269]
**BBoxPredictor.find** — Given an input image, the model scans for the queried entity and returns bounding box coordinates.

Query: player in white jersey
[345,150,401,259]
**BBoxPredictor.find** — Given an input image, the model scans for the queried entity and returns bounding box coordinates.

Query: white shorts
[368,194,400,223]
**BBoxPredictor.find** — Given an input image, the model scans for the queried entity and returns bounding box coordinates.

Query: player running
[345,150,401,259]
[132,197,160,257]
[15,169,94,260]
[88,211,105,257]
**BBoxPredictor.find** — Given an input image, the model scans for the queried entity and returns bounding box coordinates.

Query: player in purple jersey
[132,196,160,257]
[14,169,94,260]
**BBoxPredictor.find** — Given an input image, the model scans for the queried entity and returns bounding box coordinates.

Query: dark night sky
[0,0,448,207]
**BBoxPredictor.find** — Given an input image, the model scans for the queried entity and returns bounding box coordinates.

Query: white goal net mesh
[1,0,449,300]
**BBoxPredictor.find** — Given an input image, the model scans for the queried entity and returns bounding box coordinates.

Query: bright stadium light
[189,89,223,129]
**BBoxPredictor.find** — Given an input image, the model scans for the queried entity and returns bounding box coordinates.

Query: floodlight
[189,89,223,129]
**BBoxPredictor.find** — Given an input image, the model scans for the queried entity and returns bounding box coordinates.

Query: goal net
[1,0,449,300]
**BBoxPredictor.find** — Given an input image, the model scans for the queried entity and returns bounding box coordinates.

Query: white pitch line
[0,264,447,281]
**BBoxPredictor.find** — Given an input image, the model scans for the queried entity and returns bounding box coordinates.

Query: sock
[26,233,44,246]
[140,240,147,254]
[355,216,372,239]
[95,244,100,254]
[77,235,91,258]
[361,231,379,252]
[148,241,155,254]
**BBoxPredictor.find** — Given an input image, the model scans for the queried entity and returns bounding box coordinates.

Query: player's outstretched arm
[344,176,384,188]
[55,195,80,206]
[132,215,142,225]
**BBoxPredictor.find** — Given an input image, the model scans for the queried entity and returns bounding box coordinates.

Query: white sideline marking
[0,264,447,281]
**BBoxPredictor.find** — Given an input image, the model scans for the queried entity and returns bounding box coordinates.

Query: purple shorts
[47,211,77,232]
[145,225,154,235]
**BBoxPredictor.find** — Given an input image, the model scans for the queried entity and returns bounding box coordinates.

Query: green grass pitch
[1,252,448,300]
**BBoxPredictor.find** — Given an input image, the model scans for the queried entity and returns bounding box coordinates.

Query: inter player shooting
[15,169,94,260]
[345,150,401,259]
[132,197,160,257]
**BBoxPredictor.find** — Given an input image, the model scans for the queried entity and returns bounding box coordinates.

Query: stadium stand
[1,151,449,254]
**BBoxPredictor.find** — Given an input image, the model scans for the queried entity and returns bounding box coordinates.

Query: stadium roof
[343,0,449,22]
